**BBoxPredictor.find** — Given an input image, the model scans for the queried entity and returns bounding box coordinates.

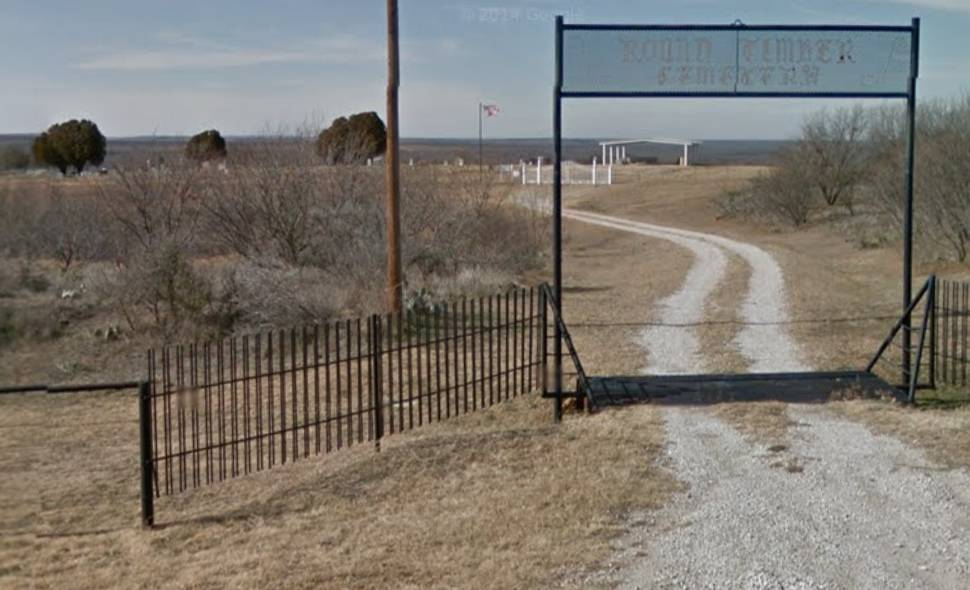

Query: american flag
[482,103,500,117]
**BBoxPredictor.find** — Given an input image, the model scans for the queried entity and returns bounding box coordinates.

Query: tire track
[564,208,808,373]
[564,209,726,374]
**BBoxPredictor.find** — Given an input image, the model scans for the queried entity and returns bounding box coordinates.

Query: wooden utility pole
[478,102,483,177]
[385,0,403,313]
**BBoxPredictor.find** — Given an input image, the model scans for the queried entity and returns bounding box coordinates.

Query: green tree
[32,133,66,173]
[185,129,228,163]
[316,116,349,164]
[33,120,106,174]
[316,111,386,164]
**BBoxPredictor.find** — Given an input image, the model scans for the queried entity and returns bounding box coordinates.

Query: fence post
[138,380,155,528]
[929,275,937,389]
[371,315,384,452]
[539,286,550,414]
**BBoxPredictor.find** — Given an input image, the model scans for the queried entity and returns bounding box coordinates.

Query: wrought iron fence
[868,276,935,401]
[869,276,970,402]
[934,278,970,389]
[141,286,547,525]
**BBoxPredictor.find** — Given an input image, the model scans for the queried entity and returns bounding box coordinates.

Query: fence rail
[141,286,547,524]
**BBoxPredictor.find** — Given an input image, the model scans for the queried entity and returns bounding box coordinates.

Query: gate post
[929,275,937,389]
[371,315,384,451]
[138,380,155,528]
[540,286,548,397]
[552,15,564,423]
[901,17,921,389]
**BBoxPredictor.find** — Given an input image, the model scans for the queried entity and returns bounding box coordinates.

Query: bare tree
[870,97,970,262]
[97,158,203,252]
[800,105,871,213]
[201,139,355,266]
[36,183,111,272]
[94,158,212,337]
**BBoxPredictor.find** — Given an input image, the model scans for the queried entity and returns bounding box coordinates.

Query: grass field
[4,163,970,587]
[0,390,677,589]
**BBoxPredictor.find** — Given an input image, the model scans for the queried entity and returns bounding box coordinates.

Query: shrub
[217,258,342,328]
[52,146,545,337]
[97,242,213,339]
[18,262,50,293]
[185,129,228,163]
[721,148,817,227]
[728,96,970,262]
[316,112,386,164]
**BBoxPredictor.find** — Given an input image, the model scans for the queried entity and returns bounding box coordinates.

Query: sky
[0,0,968,139]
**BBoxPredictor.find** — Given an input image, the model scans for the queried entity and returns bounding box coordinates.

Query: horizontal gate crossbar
[561,92,911,99]
[562,23,916,32]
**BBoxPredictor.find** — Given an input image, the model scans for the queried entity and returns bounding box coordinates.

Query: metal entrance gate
[547,17,921,418]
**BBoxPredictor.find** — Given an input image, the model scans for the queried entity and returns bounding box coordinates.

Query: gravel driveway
[563,209,970,589]
[610,405,970,589]
[564,209,727,374]
[563,208,807,372]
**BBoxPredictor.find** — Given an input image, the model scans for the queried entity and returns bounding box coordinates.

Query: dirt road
[564,208,807,373]
[561,207,970,589]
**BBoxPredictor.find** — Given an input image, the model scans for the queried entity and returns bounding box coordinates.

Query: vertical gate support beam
[138,380,155,528]
[371,315,384,451]
[908,275,933,404]
[929,273,937,389]
[902,17,920,384]
[552,15,564,422]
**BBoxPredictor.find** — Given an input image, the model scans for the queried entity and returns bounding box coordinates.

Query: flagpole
[478,102,483,177]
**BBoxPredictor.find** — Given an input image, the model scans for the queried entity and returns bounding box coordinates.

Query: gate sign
[561,25,915,97]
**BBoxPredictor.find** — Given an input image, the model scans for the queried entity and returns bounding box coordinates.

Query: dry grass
[0,390,678,589]
[564,165,905,374]
[710,402,794,449]
[830,400,970,471]
[710,402,806,473]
